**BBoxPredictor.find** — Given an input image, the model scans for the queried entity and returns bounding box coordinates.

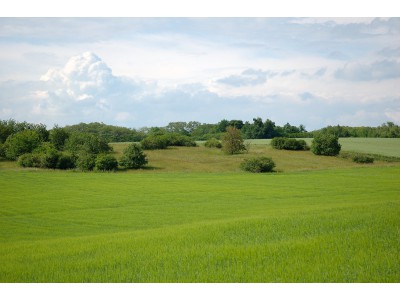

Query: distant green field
[245,138,400,158]
[1,166,399,282]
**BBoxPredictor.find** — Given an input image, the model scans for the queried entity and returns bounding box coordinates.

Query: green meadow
[0,138,399,282]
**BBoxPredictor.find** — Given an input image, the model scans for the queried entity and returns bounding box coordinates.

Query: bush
[141,135,169,150]
[57,153,76,169]
[4,130,42,160]
[164,133,197,147]
[353,154,374,164]
[240,157,276,173]
[271,137,308,150]
[311,133,341,156]
[75,152,96,171]
[0,142,5,158]
[95,154,118,171]
[17,153,42,168]
[65,132,112,154]
[204,138,222,148]
[119,143,148,169]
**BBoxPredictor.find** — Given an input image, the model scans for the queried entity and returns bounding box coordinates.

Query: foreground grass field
[1,165,399,282]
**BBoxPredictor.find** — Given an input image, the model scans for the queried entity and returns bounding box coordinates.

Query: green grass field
[0,138,399,282]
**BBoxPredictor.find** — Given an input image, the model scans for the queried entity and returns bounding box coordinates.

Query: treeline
[312,122,400,138]
[1,119,399,148]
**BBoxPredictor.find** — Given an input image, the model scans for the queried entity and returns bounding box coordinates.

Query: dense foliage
[352,154,374,164]
[311,133,341,156]
[95,154,118,171]
[313,122,400,138]
[221,126,246,155]
[4,130,42,160]
[64,122,145,142]
[141,133,196,150]
[204,138,222,148]
[119,143,148,169]
[141,135,169,150]
[271,137,309,150]
[240,156,276,173]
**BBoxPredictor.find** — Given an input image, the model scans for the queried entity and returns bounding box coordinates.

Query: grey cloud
[217,68,276,87]
[335,60,400,81]
[377,47,400,58]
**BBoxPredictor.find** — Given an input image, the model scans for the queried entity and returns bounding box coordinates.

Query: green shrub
[57,153,76,169]
[204,138,222,148]
[4,130,42,160]
[353,154,374,164]
[17,153,42,168]
[271,137,308,150]
[65,132,112,154]
[311,133,341,156]
[119,143,148,169]
[95,154,118,171]
[75,152,96,171]
[164,133,197,147]
[141,135,169,150]
[0,142,5,158]
[240,157,276,173]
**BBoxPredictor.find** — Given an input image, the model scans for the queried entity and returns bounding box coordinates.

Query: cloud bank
[0,18,399,129]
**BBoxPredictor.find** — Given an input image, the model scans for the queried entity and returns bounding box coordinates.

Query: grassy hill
[0,138,399,282]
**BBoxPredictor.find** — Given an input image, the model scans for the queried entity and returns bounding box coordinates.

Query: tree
[221,126,246,154]
[65,132,112,154]
[4,130,42,160]
[311,133,341,156]
[119,143,148,169]
[49,125,69,150]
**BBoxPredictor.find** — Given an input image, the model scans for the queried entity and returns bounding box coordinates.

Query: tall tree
[221,126,246,155]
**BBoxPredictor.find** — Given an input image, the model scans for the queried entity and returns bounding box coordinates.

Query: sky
[0,16,399,130]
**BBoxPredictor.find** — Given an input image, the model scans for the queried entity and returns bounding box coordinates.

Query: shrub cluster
[271,137,309,150]
[17,151,75,169]
[240,157,276,173]
[204,138,222,148]
[141,133,196,150]
[352,154,374,164]
[7,128,143,172]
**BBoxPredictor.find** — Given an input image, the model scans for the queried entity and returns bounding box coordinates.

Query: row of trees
[2,119,398,146]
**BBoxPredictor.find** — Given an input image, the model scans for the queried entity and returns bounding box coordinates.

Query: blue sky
[0,17,399,130]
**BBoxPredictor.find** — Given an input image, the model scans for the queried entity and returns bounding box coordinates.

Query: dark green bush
[164,133,197,147]
[65,132,112,154]
[17,153,42,168]
[141,135,169,150]
[204,138,222,148]
[4,130,42,160]
[353,154,374,164]
[95,154,118,171]
[271,137,308,150]
[57,153,76,169]
[119,143,148,169]
[311,133,341,156]
[0,142,5,158]
[240,157,276,173]
[75,152,96,171]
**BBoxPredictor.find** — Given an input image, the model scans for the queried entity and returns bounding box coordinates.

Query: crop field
[0,138,399,282]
